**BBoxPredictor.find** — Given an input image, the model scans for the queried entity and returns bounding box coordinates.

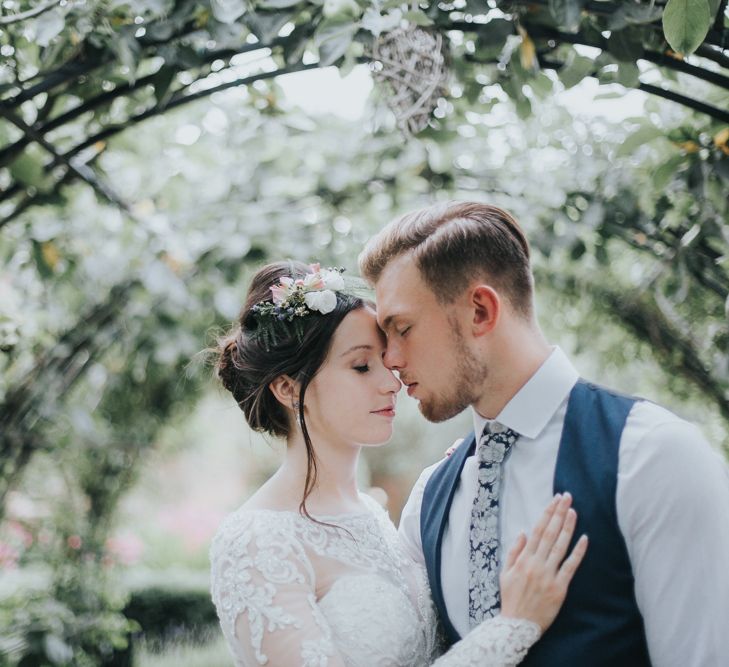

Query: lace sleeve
[210,511,348,667]
[431,616,541,667]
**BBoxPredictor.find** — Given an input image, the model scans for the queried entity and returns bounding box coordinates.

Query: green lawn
[134,635,232,667]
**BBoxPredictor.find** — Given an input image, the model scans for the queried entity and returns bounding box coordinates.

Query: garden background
[0,0,728,664]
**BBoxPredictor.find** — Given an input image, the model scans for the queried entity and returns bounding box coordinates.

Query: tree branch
[0,106,136,214]
[534,55,729,124]
[0,62,320,229]
[0,0,62,25]
[601,287,729,423]
[0,281,138,511]
[0,39,281,169]
[696,44,729,70]
[638,82,729,123]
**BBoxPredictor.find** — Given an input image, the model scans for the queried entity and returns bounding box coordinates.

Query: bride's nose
[381,367,402,394]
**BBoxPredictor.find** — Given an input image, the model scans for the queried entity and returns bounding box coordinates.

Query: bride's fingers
[504,532,528,570]
[556,534,589,589]
[545,508,577,570]
[526,493,561,554]
[535,493,573,560]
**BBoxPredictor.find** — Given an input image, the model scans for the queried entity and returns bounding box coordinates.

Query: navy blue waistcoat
[420,380,651,666]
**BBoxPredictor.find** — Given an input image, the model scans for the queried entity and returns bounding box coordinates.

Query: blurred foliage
[0,0,728,661]
[0,585,135,666]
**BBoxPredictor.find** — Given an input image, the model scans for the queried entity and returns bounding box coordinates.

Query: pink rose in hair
[270,277,294,304]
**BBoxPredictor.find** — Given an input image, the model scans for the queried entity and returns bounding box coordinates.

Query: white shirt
[399,347,729,667]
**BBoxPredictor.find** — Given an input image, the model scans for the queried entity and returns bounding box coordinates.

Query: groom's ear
[469,285,500,336]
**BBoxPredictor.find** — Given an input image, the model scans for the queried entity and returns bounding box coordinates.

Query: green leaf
[570,239,587,260]
[515,96,532,119]
[607,28,643,62]
[10,151,46,188]
[475,19,514,60]
[652,154,686,189]
[707,0,721,20]
[616,126,664,157]
[662,0,712,55]
[616,62,640,87]
[529,72,554,97]
[548,0,583,32]
[403,9,434,26]
[108,32,140,82]
[314,18,359,66]
[152,66,176,107]
[558,52,593,89]
[243,11,297,43]
[608,3,662,30]
[31,240,54,279]
[282,22,314,64]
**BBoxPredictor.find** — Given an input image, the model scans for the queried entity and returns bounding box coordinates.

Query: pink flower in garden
[159,504,225,553]
[0,541,19,569]
[7,521,33,548]
[67,535,82,550]
[105,532,144,566]
[308,263,321,273]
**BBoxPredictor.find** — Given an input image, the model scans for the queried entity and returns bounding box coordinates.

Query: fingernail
[563,491,572,501]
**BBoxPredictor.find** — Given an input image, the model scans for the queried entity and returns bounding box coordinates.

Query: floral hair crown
[249,264,347,349]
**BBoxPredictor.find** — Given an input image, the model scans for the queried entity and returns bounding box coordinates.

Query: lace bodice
[210,493,540,666]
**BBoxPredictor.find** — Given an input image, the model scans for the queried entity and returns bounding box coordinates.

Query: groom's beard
[419,321,487,423]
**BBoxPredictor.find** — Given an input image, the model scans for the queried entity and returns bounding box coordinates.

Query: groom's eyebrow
[339,344,374,358]
[380,315,397,332]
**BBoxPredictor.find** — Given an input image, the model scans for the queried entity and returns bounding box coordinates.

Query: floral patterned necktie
[468,425,519,627]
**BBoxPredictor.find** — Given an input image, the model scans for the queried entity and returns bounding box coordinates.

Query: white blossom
[305,289,337,314]
[321,270,345,291]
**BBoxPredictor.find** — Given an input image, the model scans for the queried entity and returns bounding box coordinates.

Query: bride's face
[304,307,402,447]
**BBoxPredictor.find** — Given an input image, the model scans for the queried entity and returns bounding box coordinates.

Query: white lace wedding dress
[210,493,540,666]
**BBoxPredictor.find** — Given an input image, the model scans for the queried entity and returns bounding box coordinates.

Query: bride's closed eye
[354,364,370,373]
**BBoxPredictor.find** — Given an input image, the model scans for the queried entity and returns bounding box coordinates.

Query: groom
[358,201,729,666]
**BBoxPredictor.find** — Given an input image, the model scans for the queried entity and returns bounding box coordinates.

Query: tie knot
[478,426,518,464]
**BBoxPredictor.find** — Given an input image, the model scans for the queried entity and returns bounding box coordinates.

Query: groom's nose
[383,341,403,370]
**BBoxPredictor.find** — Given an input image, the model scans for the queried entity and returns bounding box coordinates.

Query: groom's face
[375,254,487,422]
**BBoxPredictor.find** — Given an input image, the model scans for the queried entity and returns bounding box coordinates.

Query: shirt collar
[471,346,579,440]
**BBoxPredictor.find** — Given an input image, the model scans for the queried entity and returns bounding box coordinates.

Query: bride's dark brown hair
[216,260,365,521]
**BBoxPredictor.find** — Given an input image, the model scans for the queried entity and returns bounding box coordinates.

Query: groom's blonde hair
[358,201,534,317]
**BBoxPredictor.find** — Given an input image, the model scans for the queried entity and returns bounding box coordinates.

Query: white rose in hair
[305,289,337,314]
[321,270,345,291]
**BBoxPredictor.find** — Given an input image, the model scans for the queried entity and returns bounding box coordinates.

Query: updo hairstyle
[216,260,365,519]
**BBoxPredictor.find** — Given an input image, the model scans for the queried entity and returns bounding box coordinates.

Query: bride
[210,261,588,667]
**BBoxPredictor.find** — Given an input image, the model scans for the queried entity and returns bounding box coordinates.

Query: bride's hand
[499,492,588,633]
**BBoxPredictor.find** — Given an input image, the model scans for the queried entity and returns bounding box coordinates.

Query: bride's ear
[269,374,300,411]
